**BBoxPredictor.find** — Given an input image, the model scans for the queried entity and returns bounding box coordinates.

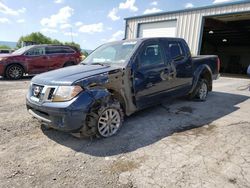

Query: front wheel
[84,98,124,138]
[6,64,24,80]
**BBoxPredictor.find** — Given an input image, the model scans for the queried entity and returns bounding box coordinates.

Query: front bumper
[26,92,94,132]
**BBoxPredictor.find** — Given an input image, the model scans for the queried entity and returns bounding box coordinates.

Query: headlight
[52,85,83,102]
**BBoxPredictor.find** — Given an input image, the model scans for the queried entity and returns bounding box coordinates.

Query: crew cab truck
[26,38,220,138]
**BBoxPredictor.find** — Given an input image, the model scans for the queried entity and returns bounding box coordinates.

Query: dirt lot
[0,77,249,188]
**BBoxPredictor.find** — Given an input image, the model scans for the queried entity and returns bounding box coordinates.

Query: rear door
[167,40,193,88]
[45,46,68,70]
[24,47,48,74]
[133,39,174,107]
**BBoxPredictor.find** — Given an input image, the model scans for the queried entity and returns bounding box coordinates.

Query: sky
[0,0,244,49]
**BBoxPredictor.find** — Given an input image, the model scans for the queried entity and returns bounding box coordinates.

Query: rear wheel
[196,79,208,101]
[6,64,24,80]
[63,62,75,67]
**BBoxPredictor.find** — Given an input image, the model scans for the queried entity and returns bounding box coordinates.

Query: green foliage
[16,32,81,49]
[0,45,11,49]
[64,41,81,50]
[81,50,89,57]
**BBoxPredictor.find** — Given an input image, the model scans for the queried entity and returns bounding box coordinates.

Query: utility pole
[70,27,73,43]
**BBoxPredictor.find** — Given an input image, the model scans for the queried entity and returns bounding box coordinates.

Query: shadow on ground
[42,91,249,157]
[0,75,33,81]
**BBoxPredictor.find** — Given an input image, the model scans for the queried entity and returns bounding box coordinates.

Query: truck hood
[32,64,121,86]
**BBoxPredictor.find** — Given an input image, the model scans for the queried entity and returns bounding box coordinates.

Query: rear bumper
[26,92,94,132]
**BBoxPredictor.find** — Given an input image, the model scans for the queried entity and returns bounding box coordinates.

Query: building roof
[125,0,250,20]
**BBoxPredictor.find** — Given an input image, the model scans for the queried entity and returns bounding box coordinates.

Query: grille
[30,84,57,102]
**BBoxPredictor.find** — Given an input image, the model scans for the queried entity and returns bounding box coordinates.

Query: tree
[0,45,11,49]
[64,41,81,50]
[16,32,81,50]
[81,50,89,57]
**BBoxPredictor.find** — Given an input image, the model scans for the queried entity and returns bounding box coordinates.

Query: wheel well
[108,89,126,112]
[4,63,25,75]
[200,69,212,91]
[63,61,75,67]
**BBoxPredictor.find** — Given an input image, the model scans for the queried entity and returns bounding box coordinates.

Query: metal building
[124,1,250,75]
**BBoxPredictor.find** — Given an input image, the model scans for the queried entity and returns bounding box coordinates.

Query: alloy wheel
[97,108,121,137]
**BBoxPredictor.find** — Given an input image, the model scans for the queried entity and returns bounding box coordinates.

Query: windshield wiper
[91,62,105,66]
[91,62,111,66]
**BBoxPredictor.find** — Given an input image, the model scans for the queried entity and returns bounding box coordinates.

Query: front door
[133,40,174,108]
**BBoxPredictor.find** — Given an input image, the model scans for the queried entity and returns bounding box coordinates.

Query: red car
[0,45,82,79]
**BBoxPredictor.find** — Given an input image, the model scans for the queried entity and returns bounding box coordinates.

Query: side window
[46,47,63,54]
[138,43,164,68]
[26,47,45,56]
[169,41,184,61]
[64,47,75,54]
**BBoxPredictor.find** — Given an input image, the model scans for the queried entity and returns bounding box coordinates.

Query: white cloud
[0,2,26,16]
[75,21,83,27]
[64,32,78,37]
[0,17,10,24]
[185,3,194,8]
[79,22,104,33]
[60,23,72,29]
[17,19,25,23]
[213,0,236,4]
[18,7,26,13]
[108,8,120,21]
[151,1,158,6]
[40,6,74,28]
[119,0,138,12]
[41,28,58,33]
[54,0,64,4]
[143,7,162,14]
[107,30,124,42]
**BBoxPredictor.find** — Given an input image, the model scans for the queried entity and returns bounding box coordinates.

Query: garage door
[138,20,177,38]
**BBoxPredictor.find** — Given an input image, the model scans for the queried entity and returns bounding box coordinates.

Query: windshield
[12,46,33,55]
[82,41,138,65]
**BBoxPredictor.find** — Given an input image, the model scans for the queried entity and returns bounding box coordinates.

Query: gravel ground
[0,76,249,188]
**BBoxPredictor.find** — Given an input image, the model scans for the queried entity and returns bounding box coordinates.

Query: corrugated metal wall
[125,2,250,55]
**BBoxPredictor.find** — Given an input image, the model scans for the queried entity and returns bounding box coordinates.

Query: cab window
[168,41,185,61]
[138,43,164,68]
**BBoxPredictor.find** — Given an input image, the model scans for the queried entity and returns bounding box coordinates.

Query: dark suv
[0,45,82,79]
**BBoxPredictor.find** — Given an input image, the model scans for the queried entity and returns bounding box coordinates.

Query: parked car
[0,49,14,54]
[26,38,220,138]
[0,45,82,79]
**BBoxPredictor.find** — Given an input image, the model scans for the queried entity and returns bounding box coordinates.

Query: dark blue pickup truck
[26,38,220,138]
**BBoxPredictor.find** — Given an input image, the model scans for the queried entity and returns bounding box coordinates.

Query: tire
[188,79,208,101]
[82,97,124,138]
[5,64,24,80]
[63,62,75,67]
[194,79,208,101]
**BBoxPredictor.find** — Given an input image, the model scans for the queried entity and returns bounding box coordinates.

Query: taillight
[217,58,220,72]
